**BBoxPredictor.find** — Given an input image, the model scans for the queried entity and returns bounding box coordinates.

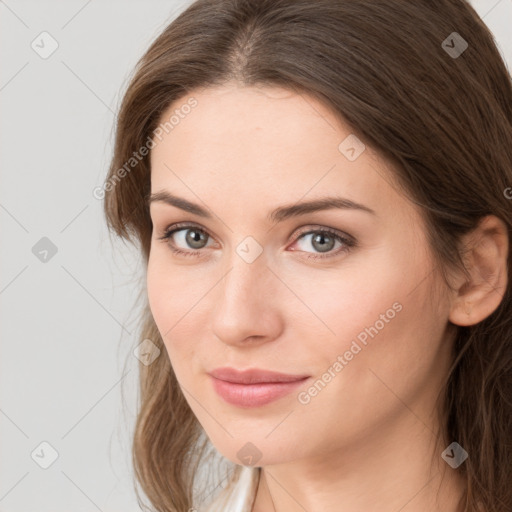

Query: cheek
[146,249,195,329]
[146,253,209,368]
[146,255,184,357]
[280,258,404,352]
[322,281,444,419]
[291,250,435,393]
[309,282,405,375]
[291,284,443,453]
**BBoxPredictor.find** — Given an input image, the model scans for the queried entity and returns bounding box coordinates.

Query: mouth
[208,367,310,407]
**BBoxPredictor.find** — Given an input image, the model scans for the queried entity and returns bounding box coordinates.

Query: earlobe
[448,215,509,327]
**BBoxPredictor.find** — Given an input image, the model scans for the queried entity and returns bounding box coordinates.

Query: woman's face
[147,83,454,467]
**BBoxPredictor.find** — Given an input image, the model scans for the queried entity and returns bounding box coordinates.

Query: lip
[208,367,310,408]
[208,367,310,384]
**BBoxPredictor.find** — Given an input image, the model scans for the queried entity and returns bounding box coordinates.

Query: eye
[156,222,356,260]
[157,222,214,258]
[289,226,356,260]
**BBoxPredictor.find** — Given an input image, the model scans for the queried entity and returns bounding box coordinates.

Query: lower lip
[210,376,310,408]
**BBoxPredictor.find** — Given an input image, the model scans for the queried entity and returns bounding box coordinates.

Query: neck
[251,414,465,512]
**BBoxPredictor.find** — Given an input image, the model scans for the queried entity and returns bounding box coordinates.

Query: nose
[211,254,283,347]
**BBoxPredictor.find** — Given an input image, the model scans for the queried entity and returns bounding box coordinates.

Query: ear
[448,215,509,327]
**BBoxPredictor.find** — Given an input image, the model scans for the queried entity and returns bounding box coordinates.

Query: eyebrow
[148,190,376,223]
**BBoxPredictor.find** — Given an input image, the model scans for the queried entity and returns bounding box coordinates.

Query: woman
[102,0,512,511]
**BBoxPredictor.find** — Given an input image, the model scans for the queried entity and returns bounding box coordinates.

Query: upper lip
[208,367,310,384]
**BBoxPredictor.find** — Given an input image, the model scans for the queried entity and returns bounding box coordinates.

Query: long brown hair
[103,1,512,510]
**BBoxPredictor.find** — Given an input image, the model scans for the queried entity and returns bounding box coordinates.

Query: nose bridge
[218,251,270,313]
[211,248,280,344]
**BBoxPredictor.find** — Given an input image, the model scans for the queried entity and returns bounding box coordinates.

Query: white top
[200,466,487,511]
[202,465,260,512]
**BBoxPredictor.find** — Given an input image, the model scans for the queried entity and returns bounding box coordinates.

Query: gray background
[1,1,511,510]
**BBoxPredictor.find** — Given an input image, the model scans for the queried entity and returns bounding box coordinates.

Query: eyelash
[156,222,356,261]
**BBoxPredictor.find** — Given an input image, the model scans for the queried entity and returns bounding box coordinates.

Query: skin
[146,82,508,512]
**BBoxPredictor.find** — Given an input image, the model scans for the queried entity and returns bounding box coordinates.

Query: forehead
[149,84,416,226]
[153,84,351,163]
